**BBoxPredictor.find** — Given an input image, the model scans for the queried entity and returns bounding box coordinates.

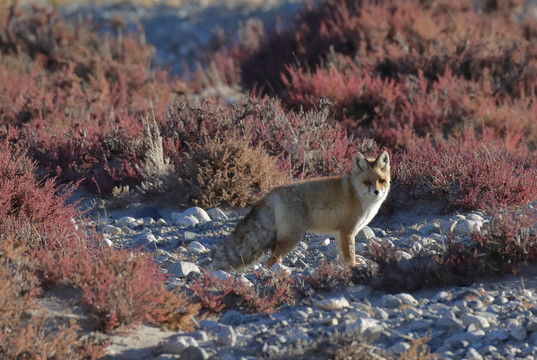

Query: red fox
[211,151,390,270]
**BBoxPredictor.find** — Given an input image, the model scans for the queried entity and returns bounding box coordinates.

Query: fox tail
[211,200,277,271]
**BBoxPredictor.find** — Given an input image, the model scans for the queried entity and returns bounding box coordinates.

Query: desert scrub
[176,131,288,208]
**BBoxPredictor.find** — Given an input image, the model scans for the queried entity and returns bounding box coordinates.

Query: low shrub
[176,131,288,208]
[190,270,294,314]
[473,204,537,274]
[0,236,107,359]
[394,128,537,211]
[77,248,173,331]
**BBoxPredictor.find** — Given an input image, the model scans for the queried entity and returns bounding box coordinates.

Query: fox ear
[354,152,368,171]
[375,151,390,171]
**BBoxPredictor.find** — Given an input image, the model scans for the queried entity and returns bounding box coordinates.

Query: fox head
[352,151,391,201]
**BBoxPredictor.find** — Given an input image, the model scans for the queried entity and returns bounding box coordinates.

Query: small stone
[103,224,122,235]
[220,310,245,326]
[216,325,236,346]
[188,241,208,254]
[207,208,228,221]
[168,261,200,278]
[374,308,389,320]
[292,310,309,321]
[437,311,464,329]
[101,238,113,247]
[453,219,479,236]
[141,217,154,226]
[356,226,375,241]
[179,346,209,360]
[183,231,198,242]
[175,215,199,227]
[270,262,291,275]
[433,290,452,301]
[346,318,383,336]
[116,216,136,227]
[396,293,419,306]
[510,325,527,341]
[156,218,168,226]
[132,233,157,250]
[314,296,350,311]
[462,314,490,329]
[381,294,402,308]
[182,207,211,223]
[162,336,198,354]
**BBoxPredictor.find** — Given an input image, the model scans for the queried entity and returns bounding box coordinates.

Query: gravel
[82,198,537,359]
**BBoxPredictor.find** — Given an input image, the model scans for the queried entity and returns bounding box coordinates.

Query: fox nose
[374,190,379,195]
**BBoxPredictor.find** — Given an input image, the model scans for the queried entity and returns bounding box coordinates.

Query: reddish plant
[190,270,294,314]
[394,128,537,211]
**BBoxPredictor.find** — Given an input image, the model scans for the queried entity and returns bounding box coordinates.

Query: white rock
[175,215,199,227]
[398,293,419,306]
[141,217,154,226]
[270,262,291,275]
[188,241,208,254]
[184,231,199,242]
[462,314,490,329]
[356,226,375,241]
[132,233,157,250]
[216,325,236,346]
[101,238,113,247]
[454,219,479,236]
[381,294,402,308]
[102,224,122,235]
[116,216,136,227]
[161,335,198,354]
[347,318,383,336]
[155,218,168,226]
[207,207,228,221]
[182,207,211,223]
[167,261,200,277]
[314,296,350,311]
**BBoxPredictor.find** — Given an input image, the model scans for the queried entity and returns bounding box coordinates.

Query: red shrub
[190,270,294,314]
[472,205,537,273]
[77,248,169,331]
[394,128,537,211]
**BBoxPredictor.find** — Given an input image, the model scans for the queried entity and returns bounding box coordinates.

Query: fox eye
[363,180,372,186]
[378,179,385,184]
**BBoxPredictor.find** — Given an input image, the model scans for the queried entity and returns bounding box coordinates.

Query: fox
[211,151,390,270]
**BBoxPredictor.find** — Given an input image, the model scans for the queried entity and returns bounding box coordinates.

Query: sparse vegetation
[2,0,537,356]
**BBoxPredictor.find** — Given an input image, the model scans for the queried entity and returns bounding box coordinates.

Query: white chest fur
[353,196,385,234]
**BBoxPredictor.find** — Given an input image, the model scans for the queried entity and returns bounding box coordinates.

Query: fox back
[211,151,390,270]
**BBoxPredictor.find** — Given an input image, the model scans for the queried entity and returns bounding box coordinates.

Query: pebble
[102,224,122,235]
[188,241,208,254]
[162,336,198,354]
[168,261,200,277]
[101,238,113,247]
[132,233,158,249]
[175,215,200,227]
[182,207,212,223]
[207,208,228,221]
[356,226,375,241]
[314,296,350,311]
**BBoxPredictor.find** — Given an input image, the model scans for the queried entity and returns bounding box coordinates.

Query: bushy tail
[211,200,277,271]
